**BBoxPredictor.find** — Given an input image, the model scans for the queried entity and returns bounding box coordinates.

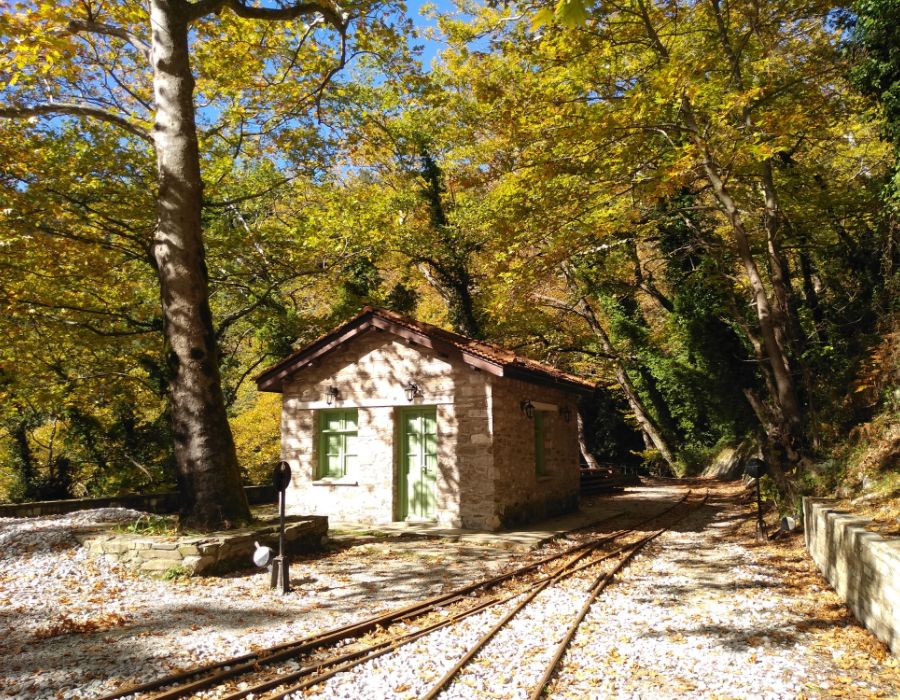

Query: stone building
[255,307,595,530]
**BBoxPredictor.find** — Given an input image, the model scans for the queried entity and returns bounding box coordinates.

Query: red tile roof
[255,306,596,395]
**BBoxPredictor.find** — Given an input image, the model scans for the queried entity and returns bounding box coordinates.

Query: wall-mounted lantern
[520,399,535,419]
[560,405,572,423]
[325,386,340,406]
[404,381,421,402]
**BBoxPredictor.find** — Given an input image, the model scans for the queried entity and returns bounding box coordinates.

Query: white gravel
[0,509,516,700]
[2,487,897,700]
[290,495,900,700]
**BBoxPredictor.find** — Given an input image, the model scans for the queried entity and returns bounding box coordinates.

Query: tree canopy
[1,0,897,520]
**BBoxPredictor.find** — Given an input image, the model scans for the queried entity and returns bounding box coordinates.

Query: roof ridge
[364,306,587,382]
[256,306,595,393]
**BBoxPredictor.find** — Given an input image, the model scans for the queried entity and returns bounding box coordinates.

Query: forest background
[0,0,897,524]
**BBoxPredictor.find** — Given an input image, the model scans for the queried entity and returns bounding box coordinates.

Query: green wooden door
[399,407,438,521]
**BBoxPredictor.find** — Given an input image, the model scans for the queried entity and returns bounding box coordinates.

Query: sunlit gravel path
[1,483,898,699]
[299,485,900,700]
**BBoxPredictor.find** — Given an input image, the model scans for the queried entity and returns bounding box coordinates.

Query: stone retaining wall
[0,485,276,519]
[804,497,900,655]
[79,515,328,576]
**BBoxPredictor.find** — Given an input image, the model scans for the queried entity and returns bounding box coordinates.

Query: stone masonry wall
[491,378,580,527]
[450,371,496,529]
[805,498,900,655]
[81,515,328,576]
[280,329,494,528]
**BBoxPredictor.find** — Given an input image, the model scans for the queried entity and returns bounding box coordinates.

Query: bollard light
[269,461,292,594]
[745,457,768,480]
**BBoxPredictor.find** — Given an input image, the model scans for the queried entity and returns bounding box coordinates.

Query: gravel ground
[1,484,898,700]
[298,484,900,700]
[0,509,518,699]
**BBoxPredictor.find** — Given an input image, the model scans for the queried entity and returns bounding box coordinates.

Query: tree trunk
[578,299,677,468]
[743,388,776,434]
[444,268,481,339]
[695,4,806,470]
[417,148,482,339]
[799,248,827,345]
[10,421,37,499]
[577,410,602,469]
[761,160,806,356]
[149,0,250,529]
[680,100,803,449]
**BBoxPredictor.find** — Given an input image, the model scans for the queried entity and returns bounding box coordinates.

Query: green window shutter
[317,409,358,479]
[534,412,546,476]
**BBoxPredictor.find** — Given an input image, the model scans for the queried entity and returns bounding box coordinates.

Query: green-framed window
[534,411,546,476]
[317,409,358,479]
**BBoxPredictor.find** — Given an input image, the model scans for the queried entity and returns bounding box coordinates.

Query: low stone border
[804,497,900,655]
[79,515,328,576]
[0,485,276,518]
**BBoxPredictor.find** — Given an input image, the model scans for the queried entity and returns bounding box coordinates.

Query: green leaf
[531,6,555,31]
[555,0,588,28]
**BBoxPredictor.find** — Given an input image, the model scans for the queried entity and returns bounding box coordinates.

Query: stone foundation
[804,498,900,655]
[80,515,328,576]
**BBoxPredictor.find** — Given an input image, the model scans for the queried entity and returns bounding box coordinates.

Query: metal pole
[276,487,290,593]
[279,486,286,562]
[755,477,767,541]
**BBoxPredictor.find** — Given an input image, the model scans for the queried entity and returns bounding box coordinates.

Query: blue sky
[405,0,464,69]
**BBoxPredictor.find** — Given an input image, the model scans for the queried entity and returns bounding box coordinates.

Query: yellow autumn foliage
[230,392,282,485]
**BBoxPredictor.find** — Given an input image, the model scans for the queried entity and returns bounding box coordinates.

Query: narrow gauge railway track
[104,489,706,700]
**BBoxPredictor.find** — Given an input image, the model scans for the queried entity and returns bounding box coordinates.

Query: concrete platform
[329,500,626,550]
[328,483,694,550]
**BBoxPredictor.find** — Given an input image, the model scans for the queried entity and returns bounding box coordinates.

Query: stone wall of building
[448,370,496,529]
[277,327,581,531]
[805,498,900,655]
[280,329,494,527]
[491,378,580,526]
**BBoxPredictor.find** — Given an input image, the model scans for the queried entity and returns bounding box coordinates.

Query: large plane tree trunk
[149,0,250,529]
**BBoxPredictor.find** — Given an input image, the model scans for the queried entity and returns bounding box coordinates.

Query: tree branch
[204,177,293,207]
[225,0,346,30]
[17,297,160,330]
[186,0,347,30]
[66,19,151,60]
[214,284,279,339]
[0,102,152,144]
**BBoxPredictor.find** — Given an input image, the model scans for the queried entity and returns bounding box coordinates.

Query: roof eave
[368,315,505,376]
[255,307,596,396]
[255,314,375,393]
[503,365,596,397]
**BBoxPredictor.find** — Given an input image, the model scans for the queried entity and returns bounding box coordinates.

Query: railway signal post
[271,460,292,593]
